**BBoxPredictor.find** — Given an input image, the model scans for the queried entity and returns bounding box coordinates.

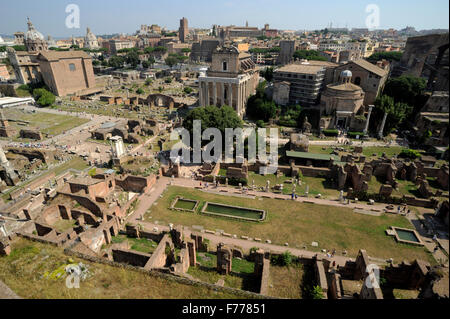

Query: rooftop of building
[348,59,388,77]
[286,150,341,162]
[275,64,324,75]
[38,50,92,61]
[326,82,363,92]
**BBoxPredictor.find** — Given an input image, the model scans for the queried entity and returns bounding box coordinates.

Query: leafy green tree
[293,50,327,61]
[165,56,178,68]
[367,51,403,63]
[374,95,412,135]
[108,55,125,68]
[136,88,144,94]
[125,51,140,68]
[183,87,193,94]
[383,75,427,109]
[148,56,156,67]
[183,105,243,137]
[33,88,55,107]
[260,67,274,82]
[142,60,150,68]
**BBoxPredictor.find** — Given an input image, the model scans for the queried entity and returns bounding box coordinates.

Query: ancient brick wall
[112,249,152,267]
[144,234,172,270]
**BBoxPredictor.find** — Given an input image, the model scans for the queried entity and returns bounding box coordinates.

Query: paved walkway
[170,177,391,213]
[0,280,20,299]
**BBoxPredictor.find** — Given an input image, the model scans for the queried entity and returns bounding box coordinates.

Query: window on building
[69,63,76,71]
[222,61,228,71]
[354,77,361,85]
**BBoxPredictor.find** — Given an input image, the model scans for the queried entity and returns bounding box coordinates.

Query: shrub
[347,131,364,138]
[311,286,324,299]
[18,84,30,92]
[270,251,294,266]
[165,77,172,84]
[183,87,193,94]
[255,120,265,128]
[322,129,339,136]
[33,88,55,107]
[136,88,144,94]
[399,149,421,159]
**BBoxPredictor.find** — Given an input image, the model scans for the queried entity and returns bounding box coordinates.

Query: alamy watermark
[65,4,80,29]
[365,4,380,30]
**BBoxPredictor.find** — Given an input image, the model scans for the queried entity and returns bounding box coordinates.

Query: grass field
[3,108,89,138]
[267,262,314,299]
[187,252,259,292]
[145,186,434,263]
[0,238,251,299]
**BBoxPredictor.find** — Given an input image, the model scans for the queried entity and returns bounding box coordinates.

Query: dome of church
[340,70,352,78]
[85,27,97,41]
[25,19,45,41]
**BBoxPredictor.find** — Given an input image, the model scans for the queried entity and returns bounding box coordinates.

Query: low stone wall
[112,248,152,267]
[314,259,328,299]
[173,247,190,273]
[201,202,266,222]
[170,196,199,212]
[144,233,172,270]
[259,258,270,295]
[63,244,272,299]
[298,166,332,178]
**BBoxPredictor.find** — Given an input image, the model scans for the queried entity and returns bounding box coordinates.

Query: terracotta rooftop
[38,50,92,61]
[276,64,324,75]
[350,59,388,77]
[327,82,363,92]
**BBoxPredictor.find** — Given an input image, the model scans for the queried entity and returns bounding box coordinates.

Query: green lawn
[0,238,249,299]
[109,234,158,254]
[145,186,434,263]
[3,108,89,137]
[187,252,259,292]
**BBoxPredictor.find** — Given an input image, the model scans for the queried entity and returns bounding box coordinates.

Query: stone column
[213,82,217,106]
[199,81,203,106]
[238,83,243,115]
[205,81,209,106]
[220,82,225,106]
[228,82,233,109]
[363,105,373,135]
[378,111,388,139]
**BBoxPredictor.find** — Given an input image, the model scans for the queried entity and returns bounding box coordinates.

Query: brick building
[37,50,96,96]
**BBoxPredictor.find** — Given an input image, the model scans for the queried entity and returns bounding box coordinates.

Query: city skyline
[0,0,448,38]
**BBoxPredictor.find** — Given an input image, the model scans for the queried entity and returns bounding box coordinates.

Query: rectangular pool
[202,202,266,222]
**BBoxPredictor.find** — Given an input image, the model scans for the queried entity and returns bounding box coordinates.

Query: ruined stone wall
[173,247,190,273]
[112,248,152,267]
[144,233,172,270]
[115,174,156,193]
[259,258,270,295]
[314,259,329,298]
[298,165,332,178]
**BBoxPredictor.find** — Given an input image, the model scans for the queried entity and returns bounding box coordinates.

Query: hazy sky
[0,0,448,38]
